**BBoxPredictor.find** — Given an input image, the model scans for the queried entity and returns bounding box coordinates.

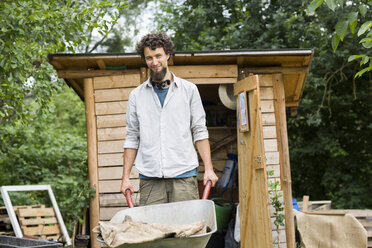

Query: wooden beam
[96,114,126,128]
[93,73,141,90]
[51,61,64,69]
[234,76,255,95]
[95,101,128,115]
[293,73,306,101]
[96,60,106,70]
[186,77,237,85]
[57,69,138,79]
[94,88,134,103]
[83,78,100,248]
[98,140,124,154]
[273,73,295,248]
[210,134,237,154]
[99,193,140,207]
[285,101,299,107]
[67,79,84,99]
[99,179,139,193]
[242,66,309,74]
[302,195,310,212]
[97,127,126,141]
[169,65,238,78]
[98,153,124,167]
[140,67,148,83]
[98,166,138,180]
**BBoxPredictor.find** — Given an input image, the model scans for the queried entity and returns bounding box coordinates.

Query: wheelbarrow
[97,181,217,248]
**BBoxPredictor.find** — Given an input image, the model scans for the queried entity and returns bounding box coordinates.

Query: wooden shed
[48,49,314,248]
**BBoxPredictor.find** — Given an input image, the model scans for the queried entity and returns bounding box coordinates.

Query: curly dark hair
[136,33,174,61]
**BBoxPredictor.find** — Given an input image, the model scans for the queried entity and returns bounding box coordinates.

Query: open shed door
[234,75,273,247]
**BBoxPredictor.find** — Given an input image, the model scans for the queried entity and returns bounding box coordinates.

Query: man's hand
[120,178,134,196]
[121,148,138,196]
[204,167,219,187]
[195,139,219,187]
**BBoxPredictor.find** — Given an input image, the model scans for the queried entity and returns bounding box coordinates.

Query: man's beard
[150,67,167,82]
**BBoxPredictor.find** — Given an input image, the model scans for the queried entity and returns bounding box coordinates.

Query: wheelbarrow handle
[202,180,212,200]
[125,189,134,208]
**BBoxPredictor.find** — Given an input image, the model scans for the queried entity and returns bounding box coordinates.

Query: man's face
[144,47,170,74]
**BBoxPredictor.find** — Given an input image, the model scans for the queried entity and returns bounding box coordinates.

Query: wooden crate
[14,205,61,241]
[0,207,13,236]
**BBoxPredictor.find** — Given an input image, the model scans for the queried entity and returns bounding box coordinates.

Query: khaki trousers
[139,176,199,206]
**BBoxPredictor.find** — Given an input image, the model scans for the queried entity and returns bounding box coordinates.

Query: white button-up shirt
[123,74,209,178]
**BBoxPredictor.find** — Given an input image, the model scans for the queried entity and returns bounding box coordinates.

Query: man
[120,33,218,205]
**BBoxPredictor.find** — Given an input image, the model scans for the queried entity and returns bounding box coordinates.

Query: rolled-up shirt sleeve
[123,91,140,149]
[190,85,209,143]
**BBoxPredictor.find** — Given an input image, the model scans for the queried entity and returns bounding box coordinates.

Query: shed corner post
[273,73,295,248]
[83,77,100,248]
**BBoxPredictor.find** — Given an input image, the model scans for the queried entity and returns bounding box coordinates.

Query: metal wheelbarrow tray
[98,181,217,248]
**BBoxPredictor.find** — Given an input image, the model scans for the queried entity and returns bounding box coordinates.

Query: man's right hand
[120,178,134,196]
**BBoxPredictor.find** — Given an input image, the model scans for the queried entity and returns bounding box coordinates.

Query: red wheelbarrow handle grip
[202,180,212,200]
[125,189,134,208]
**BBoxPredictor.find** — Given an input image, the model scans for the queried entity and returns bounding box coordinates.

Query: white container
[98,199,217,248]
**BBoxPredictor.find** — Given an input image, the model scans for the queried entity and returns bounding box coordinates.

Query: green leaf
[336,0,343,8]
[349,21,357,35]
[325,0,337,11]
[354,62,372,78]
[358,21,372,37]
[367,31,372,37]
[347,12,358,34]
[359,5,368,17]
[307,0,325,15]
[348,55,364,62]
[361,56,369,66]
[332,34,340,52]
[359,37,372,44]
[362,42,372,49]
[335,20,348,41]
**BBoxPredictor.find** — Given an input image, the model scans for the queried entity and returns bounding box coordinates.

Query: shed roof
[48,49,314,106]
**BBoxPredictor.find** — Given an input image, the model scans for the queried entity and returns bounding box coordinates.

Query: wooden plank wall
[259,75,287,248]
[93,73,142,221]
[199,127,236,182]
[94,65,239,221]
[91,68,289,248]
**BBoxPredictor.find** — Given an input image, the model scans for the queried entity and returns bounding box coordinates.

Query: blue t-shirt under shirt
[153,87,169,107]
[139,86,198,179]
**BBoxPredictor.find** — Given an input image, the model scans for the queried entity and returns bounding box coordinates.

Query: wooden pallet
[0,206,13,236]
[14,205,61,241]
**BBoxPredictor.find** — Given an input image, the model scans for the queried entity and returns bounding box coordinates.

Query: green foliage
[288,73,372,209]
[0,85,93,234]
[267,173,285,247]
[307,0,371,77]
[0,0,126,122]
[87,0,152,53]
[156,0,372,209]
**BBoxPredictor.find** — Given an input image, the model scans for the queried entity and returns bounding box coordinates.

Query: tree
[0,0,126,122]
[307,0,372,77]
[156,0,372,209]
[0,85,92,233]
[84,0,152,53]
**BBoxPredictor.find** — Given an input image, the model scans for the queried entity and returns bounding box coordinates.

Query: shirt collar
[146,72,179,88]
